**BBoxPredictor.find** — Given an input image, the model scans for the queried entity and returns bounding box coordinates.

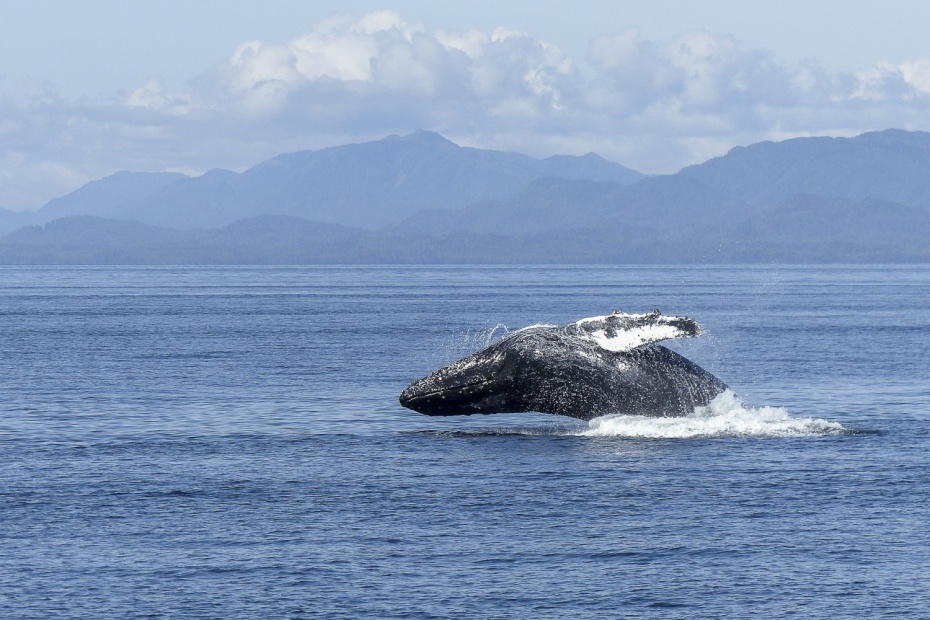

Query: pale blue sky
[2,1,930,210]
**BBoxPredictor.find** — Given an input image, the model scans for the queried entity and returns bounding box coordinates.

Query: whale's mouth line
[402,378,496,404]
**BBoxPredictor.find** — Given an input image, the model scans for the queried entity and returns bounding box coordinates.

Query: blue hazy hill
[678,129,930,210]
[4,195,930,263]
[2,129,930,263]
[24,131,642,231]
[39,171,190,219]
[0,171,189,236]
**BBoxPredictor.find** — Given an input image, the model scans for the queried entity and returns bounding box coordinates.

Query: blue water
[1,266,929,618]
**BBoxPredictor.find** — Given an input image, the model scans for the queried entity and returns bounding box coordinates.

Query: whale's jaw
[399,348,520,416]
[399,377,511,415]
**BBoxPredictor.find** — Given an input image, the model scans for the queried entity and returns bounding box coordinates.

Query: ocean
[1,265,928,618]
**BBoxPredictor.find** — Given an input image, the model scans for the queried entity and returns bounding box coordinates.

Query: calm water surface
[1,266,928,618]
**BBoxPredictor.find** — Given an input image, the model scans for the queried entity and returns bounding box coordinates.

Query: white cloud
[899,59,930,94]
[126,78,192,115]
[207,12,577,114]
[5,11,930,211]
[435,29,488,59]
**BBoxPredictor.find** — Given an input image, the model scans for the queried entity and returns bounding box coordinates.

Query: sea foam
[578,390,846,439]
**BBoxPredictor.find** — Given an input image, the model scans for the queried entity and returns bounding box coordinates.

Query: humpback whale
[399,310,727,420]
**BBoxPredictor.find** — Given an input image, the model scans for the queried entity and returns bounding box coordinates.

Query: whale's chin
[399,376,516,416]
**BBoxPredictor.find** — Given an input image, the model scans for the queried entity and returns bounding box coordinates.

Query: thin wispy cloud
[4,9,930,211]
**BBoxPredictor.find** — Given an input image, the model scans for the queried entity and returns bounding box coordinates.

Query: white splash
[578,391,846,439]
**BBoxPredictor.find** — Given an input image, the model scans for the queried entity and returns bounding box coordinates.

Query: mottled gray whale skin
[399,311,727,421]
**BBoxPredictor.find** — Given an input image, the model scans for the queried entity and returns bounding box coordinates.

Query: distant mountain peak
[199,168,239,180]
[37,170,189,220]
[389,130,455,145]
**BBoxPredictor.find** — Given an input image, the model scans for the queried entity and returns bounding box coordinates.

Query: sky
[3,0,930,211]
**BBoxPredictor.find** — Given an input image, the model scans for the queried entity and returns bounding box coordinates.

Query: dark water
[1,266,928,619]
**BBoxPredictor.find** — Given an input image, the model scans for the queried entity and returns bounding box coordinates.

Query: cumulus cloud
[203,10,577,121]
[5,10,930,211]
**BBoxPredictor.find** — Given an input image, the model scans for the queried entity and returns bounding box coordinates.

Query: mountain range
[13,130,641,233]
[2,128,929,263]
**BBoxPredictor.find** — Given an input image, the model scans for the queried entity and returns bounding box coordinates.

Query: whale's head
[399,327,605,416]
[399,341,521,416]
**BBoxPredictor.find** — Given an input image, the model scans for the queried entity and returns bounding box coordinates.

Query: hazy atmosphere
[5,1,930,211]
[4,4,930,618]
